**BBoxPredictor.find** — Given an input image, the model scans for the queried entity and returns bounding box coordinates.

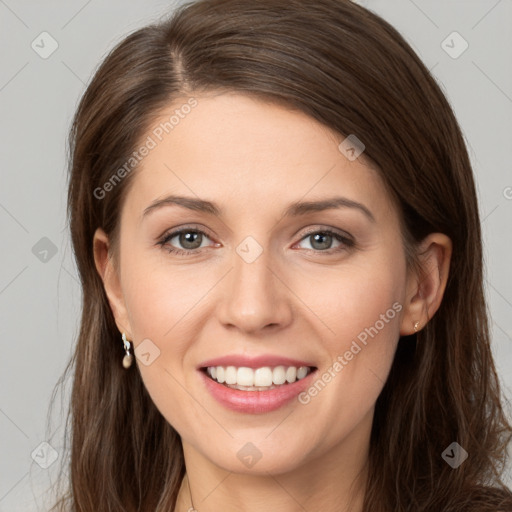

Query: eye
[157,226,355,256]
[157,226,216,256]
[294,228,355,253]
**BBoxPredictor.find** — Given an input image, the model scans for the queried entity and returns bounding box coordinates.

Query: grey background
[0,0,511,510]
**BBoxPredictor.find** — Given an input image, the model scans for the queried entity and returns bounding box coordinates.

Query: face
[101,91,412,475]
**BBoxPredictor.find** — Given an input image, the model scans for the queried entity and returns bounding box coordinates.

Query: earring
[413,321,420,333]
[122,332,133,369]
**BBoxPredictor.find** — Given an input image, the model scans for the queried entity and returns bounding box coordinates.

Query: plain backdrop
[0,0,511,510]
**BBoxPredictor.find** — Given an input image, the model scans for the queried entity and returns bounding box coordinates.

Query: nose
[217,246,294,334]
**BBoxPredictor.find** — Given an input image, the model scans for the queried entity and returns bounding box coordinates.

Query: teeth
[272,366,286,385]
[237,367,254,386]
[255,367,273,387]
[225,366,237,384]
[296,366,308,380]
[285,366,297,383]
[206,365,313,387]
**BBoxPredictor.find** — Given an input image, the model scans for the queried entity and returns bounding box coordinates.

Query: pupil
[312,233,331,250]
[181,231,201,249]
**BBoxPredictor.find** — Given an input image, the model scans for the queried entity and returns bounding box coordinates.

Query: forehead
[125,92,394,221]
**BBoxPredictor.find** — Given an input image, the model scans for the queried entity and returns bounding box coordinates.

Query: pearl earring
[122,333,133,369]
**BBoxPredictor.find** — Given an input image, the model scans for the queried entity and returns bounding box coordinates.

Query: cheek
[121,242,204,338]
[120,254,203,430]
[119,250,204,395]
[294,258,404,350]
[294,258,404,419]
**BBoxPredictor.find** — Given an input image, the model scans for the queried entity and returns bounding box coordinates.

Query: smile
[203,365,314,390]
[199,365,318,414]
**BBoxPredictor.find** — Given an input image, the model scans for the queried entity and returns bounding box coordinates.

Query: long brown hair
[48,0,512,510]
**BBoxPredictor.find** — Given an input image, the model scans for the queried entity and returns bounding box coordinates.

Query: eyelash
[157,225,355,257]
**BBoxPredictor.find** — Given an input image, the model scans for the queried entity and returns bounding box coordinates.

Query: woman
[49,0,512,510]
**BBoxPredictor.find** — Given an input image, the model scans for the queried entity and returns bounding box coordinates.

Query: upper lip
[198,354,317,370]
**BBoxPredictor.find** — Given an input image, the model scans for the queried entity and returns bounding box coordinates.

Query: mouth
[200,364,318,391]
[196,353,319,413]
[198,364,319,413]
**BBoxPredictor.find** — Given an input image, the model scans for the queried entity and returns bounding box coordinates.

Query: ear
[400,233,452,336]
[93,227,133,338]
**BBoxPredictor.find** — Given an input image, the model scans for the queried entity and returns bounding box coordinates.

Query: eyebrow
[142,194,375,222]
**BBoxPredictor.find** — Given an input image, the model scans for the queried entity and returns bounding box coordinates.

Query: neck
[174,415,371,512]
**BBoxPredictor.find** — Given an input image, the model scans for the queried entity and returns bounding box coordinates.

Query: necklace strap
[187,473,195,511]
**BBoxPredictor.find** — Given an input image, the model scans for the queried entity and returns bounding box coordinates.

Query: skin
[93,91,452,512]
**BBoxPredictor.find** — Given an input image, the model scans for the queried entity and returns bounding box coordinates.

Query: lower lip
[199,369,317,414]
